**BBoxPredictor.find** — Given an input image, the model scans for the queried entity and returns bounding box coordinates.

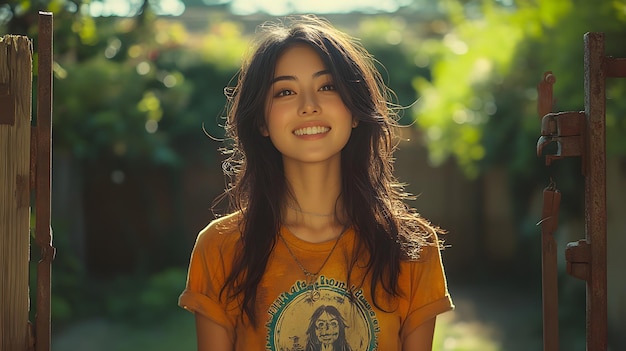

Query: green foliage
[357,16,432,123]
[99,268,188,324]
[412,0,626,177]
[55,55,175,164]
[48,267,188,326]
[413,0,553,177]
[4,0,243,165]
[52,311,197,351]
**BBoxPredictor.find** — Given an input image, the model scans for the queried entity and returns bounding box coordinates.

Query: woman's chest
[240,248,404,351]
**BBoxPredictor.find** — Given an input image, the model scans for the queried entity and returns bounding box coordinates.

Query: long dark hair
[218,15,439,325]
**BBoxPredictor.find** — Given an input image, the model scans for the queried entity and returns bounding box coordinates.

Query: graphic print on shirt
[266,275,379,351]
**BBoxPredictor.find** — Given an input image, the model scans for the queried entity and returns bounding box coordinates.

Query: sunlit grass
[434,309,502,351]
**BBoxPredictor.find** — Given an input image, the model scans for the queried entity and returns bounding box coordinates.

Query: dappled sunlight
[436,312,501,351]
[435,282,546,351]
[434,292,503,351]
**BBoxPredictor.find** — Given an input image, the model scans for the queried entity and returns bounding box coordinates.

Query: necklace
[279,226,347,302]
[286,203,334,217]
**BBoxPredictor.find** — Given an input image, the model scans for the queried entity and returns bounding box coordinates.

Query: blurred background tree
[2,0,625,349]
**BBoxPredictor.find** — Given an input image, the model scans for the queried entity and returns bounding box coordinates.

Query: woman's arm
[195,313,233,351]
[402,317,436,351]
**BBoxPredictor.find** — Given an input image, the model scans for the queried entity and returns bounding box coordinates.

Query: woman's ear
[352,118,359,128]
[260,124,269,136]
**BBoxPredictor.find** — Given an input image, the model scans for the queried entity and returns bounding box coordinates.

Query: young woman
[179,15,453,351]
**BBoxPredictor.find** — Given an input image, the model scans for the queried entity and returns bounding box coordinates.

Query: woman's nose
[298,93,320,116]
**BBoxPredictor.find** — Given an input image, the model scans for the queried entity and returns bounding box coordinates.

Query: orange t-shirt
[179,214,453,350]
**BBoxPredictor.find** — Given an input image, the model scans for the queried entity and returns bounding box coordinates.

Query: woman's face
[263,44,355,167]
[314,311,340,345]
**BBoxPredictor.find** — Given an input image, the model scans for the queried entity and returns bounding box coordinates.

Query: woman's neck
[281,159,347,243]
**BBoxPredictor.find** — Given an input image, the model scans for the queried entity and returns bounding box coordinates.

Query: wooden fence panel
[0,34,33,351]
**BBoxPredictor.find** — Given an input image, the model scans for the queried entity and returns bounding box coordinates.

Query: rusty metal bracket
[536,71,586,167]
[537,111,585,165]
[565,239,590,281]
[605,57,626,77]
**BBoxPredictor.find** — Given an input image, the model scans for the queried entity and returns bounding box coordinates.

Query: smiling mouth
[293,126,330,136]
[319,333,338,341]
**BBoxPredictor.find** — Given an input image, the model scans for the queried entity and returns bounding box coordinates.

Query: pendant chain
[279,226,347,300]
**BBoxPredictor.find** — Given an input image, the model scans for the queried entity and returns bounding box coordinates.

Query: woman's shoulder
[195,211,243,248]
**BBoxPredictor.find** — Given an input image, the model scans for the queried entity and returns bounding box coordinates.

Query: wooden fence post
[34,12,54,351]
[0,35,33,351]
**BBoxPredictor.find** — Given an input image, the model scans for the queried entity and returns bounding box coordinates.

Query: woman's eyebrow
[270,70,331,84]
[313,69,331,78]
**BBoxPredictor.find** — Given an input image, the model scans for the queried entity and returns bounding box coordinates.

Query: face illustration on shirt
[315,311,340,345]
[266,275,376,351]
[305,305,351,351]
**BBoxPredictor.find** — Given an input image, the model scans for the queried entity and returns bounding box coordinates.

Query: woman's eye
[276,89,294,97]
[320,84,335,91]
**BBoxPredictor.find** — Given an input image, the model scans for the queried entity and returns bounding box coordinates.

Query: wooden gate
[0,12,54,351]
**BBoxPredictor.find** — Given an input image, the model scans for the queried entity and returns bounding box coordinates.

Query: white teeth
[294,126,330,136]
